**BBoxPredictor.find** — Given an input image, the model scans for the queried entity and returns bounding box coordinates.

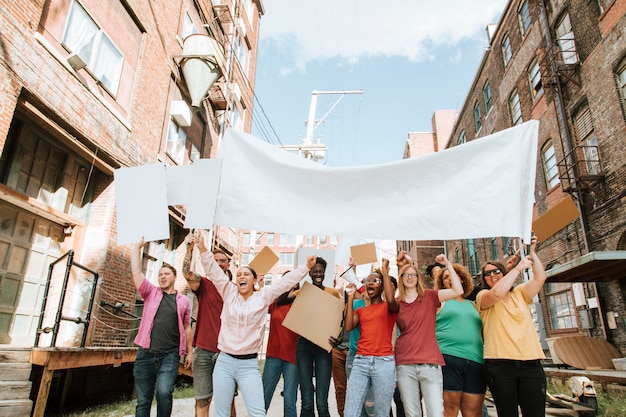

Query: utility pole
[281,89,363,160]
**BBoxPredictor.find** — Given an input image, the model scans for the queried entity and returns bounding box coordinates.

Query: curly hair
[433,263,474,297]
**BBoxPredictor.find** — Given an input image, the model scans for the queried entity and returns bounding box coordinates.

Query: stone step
[0,399,32,417]
[0,363,31,382]
[0,348,30,364]
[0,381,32,401]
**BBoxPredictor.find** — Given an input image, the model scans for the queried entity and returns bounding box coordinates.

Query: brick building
[442,0,626,356]
[0,0,263,413]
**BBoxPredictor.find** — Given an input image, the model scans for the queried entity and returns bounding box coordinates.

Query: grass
[56,378,194,417]
[548,377,626,417]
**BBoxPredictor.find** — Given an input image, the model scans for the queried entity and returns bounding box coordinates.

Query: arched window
[518,0,531,36]
[542,141,560,189]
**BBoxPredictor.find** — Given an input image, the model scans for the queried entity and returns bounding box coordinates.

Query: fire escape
[539,35,606,200]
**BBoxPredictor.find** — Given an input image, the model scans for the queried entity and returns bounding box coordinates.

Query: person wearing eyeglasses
[475,235,546,417]
[434,263,485,417]
[343,258,399,417]
[394,253,463,417]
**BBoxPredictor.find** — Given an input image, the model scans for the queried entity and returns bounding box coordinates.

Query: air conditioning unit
[67,53,87,70]
[229,83,242,104]
[235,18,246,38]
[171,100,192,126]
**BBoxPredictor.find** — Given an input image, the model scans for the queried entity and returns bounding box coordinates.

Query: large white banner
[214,121,538,242]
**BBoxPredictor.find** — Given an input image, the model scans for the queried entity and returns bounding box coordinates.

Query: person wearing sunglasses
[434,263,485,417]
[395,253,463,417]
[475,235,546,417]
[343,258,399,417]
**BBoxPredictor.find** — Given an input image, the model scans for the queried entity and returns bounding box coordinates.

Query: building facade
[0,0,263,413]
[443,0,626,354]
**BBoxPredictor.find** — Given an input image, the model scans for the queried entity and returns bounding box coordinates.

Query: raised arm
[435,254,463,302]
[522,235,547,301]
[344,285,360,332]
[182,232,201,292]
[381,258,399,313]
[130,237,147,290]
[479,255,533,309]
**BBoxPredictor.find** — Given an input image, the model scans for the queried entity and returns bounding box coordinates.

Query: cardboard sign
[350,242,378,265]
[282,282,344,352]
[248,246,279,276]
[532,195,580,242]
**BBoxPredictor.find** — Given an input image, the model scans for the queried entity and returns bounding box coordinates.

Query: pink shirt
[200,251,309,355]
[133,278,191,356]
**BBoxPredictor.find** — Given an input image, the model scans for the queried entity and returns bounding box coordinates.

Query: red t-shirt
[395,289,444,366]
[192,277,223,352]
[265,303,299,364]
[355,302,397,356]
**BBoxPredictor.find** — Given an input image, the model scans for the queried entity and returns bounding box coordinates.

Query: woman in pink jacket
[193,234,316,417]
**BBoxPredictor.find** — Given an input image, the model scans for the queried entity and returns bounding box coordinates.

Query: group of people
[130,229,548,417]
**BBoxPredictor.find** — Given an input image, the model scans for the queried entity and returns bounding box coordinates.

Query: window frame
[545,282,577,331]
[509,90,523,126]
[473,101,482,133]
[457,130,466,145]
[542,141,560,189]
[615,57,626,121]
[483,81,493,114]
[518,0,532,36]
[528,58,543,100]
[62,0,124,96]
[501,34,512,67]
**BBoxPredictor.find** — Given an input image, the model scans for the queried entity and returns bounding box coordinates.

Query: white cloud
[260,0,508,70]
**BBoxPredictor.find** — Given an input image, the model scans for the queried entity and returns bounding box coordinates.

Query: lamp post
[179,34,226,110]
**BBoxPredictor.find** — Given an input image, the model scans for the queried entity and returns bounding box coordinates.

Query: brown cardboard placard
[350,242,378,265]
[248,246,279,276]
[282,282,344,352]
[532,195,580,242]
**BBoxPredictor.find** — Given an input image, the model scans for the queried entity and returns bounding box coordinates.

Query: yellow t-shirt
[476,283,545,360]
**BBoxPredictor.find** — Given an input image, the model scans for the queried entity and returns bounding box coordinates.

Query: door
[0,202,64,345]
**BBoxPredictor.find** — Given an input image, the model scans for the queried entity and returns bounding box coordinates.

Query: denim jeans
[133,349,180,417]
[262,356,298,417]
[297,337,333,417]
[396,363,443,417]
[344,355,396,417]
[484,359,546,417]
[346,352,375,417]
[213,353,265,417]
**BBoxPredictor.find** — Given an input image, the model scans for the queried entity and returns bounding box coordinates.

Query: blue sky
[251,0,508,167]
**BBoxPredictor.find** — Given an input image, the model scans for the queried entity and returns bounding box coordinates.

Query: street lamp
[179,34,226,110]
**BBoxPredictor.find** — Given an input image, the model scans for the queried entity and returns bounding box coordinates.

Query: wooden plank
[553,336,622,370]
[31,367,53,417]
[30,348,137,370]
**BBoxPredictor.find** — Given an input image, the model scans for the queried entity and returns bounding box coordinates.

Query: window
[518,0,531,36]
[528,58,543,100]
[467,239,479,275]
[545,282,577,330]
[306,236,314,245]
[182,11,198,39]
[242,233,251,246]
[542,142,560,189]
[509,90,522,125]
[166,119,186,164]
[616,58,626,121]
[232,105,242,130]
[190,144,200,162]
[280,252,294,266]
[264,274,272,287]
[266,233,274,246]
[241,253,251,265]
[457,130,466,145]
[62,1,123,94]
[490,238,498,260]
[473,101,482,133]
[575,107,601,175]
[483,81,493,114]
[319,236,328,245]
[556,14,577,65]
[234,36,248,74]
[501,34,512,67]
[280,234,295,246]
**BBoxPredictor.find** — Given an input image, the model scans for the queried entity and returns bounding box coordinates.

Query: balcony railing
[557,145,605,198]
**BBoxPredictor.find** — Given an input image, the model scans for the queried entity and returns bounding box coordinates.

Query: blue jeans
[484,359,546,417]
[262,356,298,417]
[133,349,180,417]
[297,337,333,417]
[213,353,265,417]
[346,353,375,417]
[344,355,396,417]
[396,364,443,417]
